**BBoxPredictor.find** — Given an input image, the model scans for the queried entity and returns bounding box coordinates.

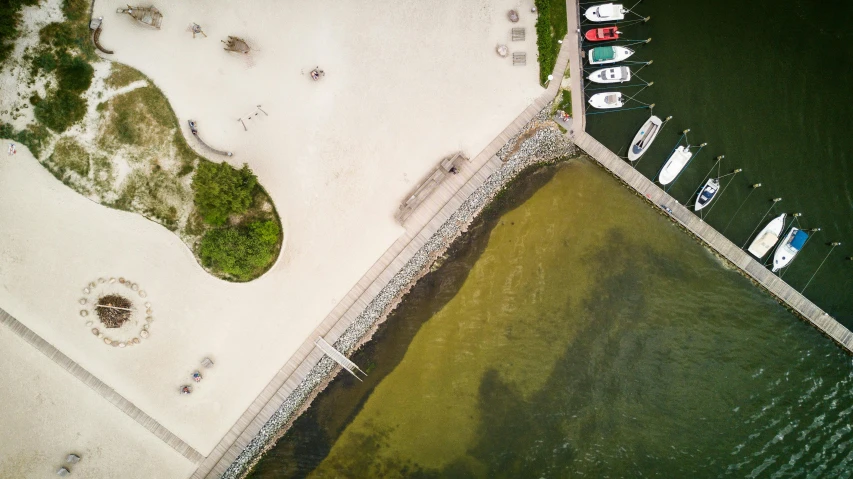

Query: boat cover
[790,230,808,250]
[592,47,615,62]
[598,4,614,16]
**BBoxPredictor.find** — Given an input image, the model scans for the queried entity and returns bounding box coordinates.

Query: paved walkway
[0,308,204,463]
[191,34,572,479]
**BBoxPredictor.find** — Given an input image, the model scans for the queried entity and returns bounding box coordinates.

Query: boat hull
[627,116,662,161]
[588,46,634,65]
[747,213,786,259]
[694,178,720,211]
[658,146,692,185]
[588,92,623,109]
[585,27,620,42]
[585,3,626,22]
[772,227,806,272]
[588,66,631,84]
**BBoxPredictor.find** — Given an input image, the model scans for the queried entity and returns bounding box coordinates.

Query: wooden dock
[190,35,572,479]
[564,0,852,353]
[0,308,204,463]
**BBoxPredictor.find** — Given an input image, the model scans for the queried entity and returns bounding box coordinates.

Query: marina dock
[565,1,852,353]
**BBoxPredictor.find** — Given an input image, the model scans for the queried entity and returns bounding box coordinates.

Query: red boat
[585,26,620,42]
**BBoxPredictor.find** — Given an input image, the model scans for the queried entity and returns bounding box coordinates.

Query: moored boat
[585,26,620,42]
[116,5,163,29]
[588,92,623,109]
[658,146,692,185]
[747,213,786,259]
[588,66,631,84]
[772,227,808,272]
[588,46,634,65]
[694,178,720,211]
[585,3,626,22]
[627,115,662,161]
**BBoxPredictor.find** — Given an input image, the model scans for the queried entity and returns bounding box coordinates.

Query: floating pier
[567,1,852,353]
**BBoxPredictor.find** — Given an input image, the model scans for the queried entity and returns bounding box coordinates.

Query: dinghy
[658,146,692,185]
[747,213,786,259]
[627,116,662,161]
[588,92,623,109]
[585,3,626,22]
[772,227,808,272]
[588,66,631,83]
[694,178,720,211]
[585,26,620,42]
[588,46,634,65]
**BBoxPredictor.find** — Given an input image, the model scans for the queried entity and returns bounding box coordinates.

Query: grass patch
[49,137,90,176]
[33,89,87,133]
[0,0,38,65]
[38,0,95,60]
[0,122,51,157]
[198,220,281,281]
[534,0,568,85]
[99,84,184,149]
[105,62,146,89]
[558,89,572,114]
[192,161,258,226]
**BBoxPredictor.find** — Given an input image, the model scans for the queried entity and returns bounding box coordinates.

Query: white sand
[0,326,196,478]
[0,0,541,472]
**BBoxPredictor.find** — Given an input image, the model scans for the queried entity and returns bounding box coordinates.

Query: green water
[250,160,853,478]
[585,0,853,325]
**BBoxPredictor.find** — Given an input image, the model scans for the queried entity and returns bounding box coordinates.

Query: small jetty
[395,152,468,223]
[116,5,163,29]
[566,0,852,353]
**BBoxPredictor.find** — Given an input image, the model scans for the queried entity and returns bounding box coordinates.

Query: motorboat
[627,116,662,161]
[585,26,620,42]
[747,213,786,259]
[658,146,692,185]
[588,46,634,65]
[772,227,808,272]
[588,66,631,84]
[585,3,626,22]
[588,92,623,109]
[694,178,720,211]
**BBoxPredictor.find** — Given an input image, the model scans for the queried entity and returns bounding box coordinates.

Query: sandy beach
[0,0,543,477]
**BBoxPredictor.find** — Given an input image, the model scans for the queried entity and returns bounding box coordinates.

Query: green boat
[588,46,634,65]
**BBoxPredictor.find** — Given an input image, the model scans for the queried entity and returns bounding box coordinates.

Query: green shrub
[0,121,51,158]
[534,0,568,85]
[192,161,258,225]
[0,0,38,65]
[57,55,93,92]
[199,220,281,281]
[33,89,86,133]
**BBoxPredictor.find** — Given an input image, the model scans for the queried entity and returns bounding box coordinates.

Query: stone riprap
[222,106,577,479]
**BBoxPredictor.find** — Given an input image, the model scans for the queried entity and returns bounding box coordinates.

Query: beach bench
[511,28,525,41]
[513,52,527,66]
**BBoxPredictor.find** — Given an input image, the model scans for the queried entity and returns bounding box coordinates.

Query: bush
[192,161,258,225]
[57,55,93,92]
[198,220,281,281]
[0,0,37,65]
[33,89,87,133]
[534,0,568,85]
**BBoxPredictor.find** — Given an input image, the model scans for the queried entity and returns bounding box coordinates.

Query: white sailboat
[772,227,808,272]
[627,116,662,161]
[747,213,786,259]
[588,66,631,84]
[694,178,720,211]
[588,46,635,65]
[584,3,626,22]
[588,92,623,109]
[658,146,692,185]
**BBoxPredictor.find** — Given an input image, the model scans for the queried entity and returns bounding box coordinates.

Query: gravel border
[221,106,577,479]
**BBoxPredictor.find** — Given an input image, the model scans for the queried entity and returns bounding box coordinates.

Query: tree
[191,161,258,225]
